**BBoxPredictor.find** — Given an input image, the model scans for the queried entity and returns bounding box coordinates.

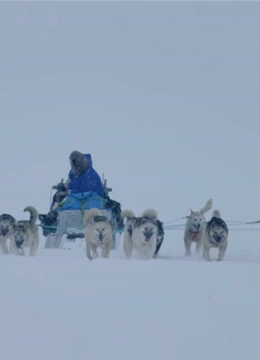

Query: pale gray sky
[1,2,260,226]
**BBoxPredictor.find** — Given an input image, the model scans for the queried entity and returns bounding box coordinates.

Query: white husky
[121,209,136,258]
[83,208,113,260]
[183,199,212,256]
[132,209,158,260]
[202,210,229,261]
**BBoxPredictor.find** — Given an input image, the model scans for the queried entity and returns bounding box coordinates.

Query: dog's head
[91,216,112,244]
[121,210,136,236]
[134,216,158,243]
[156,220,164,244]
[125,217,137,237]
[12,221,29,248]
[0,214,15,237]
[208,218,228,244]
[187,210,206,233]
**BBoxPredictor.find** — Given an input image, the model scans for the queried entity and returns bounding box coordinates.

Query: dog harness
[189,230,201,241]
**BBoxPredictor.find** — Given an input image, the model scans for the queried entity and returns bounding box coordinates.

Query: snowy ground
[1,227,260,360]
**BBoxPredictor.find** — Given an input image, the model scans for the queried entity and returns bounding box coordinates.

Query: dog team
[0,199,229,261]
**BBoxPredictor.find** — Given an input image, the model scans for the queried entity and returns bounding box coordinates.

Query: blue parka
[58,154,105,211]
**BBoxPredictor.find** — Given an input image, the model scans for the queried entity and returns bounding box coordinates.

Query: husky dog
[203,210,228,261]
[0,214,16,254]
[132,209,158,260]
[184,199,212,256]
[83,208,113,260]
[153,220,164,259]
[121,209,137,258]
[12,206,39,256]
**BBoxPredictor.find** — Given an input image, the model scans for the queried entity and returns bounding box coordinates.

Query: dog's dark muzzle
[0,228,9,236]
[98,235,104,241]
[213,235,223,243]
[15,240,24,248]
[144,230,154,242]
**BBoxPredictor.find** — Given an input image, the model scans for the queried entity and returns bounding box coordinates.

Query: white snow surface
[1,230,260,360]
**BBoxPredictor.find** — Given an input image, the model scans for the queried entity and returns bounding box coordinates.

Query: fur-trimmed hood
[69,151,92,177]
[67,152,104,197]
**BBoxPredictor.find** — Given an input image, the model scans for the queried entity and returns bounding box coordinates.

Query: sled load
[38,151,124,249]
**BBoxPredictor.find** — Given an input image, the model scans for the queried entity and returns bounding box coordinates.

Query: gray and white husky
[153,219,164,259]
[202,210,228,261]
[132,209,158,260]
[0,214,16,254]
[121,209,137,258]
[183,199,212,256]
[12,206,40,256]
[83,208,113,260]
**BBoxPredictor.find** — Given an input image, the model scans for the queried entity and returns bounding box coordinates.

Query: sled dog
[153,220,165,259]
[184,199,212,256]
[12,206,39,256]
[132,209,158,260]
[203,210,228,261]
[0,214,16,254]
[83,208,113,260]
[121,209,136,258]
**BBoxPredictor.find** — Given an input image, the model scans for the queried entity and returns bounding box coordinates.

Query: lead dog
[202,210,228,261]
[132,208,158,260]
[121,209,137,258]
[153,219,164,259]
[83,208,113,260]
[0,214,16,254]
[183,199,212,256]
[12,206,39,256]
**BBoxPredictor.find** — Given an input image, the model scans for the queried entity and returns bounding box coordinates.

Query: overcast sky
[1,1,260,230]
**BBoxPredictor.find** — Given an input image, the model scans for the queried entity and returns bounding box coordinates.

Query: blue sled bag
[58,191,105,212]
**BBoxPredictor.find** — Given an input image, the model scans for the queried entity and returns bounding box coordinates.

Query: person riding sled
[39,150,123,230]
[39,150,105,226]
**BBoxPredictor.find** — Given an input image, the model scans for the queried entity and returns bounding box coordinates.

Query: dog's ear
[152,217,157,225]
[190,209,194,215]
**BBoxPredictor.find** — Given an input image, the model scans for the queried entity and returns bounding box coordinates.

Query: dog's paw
[185,252,191,257]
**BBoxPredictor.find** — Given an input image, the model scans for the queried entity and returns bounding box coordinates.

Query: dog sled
[39,175,124,250]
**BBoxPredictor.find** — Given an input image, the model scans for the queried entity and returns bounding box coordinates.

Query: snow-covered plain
[1,227,260,360]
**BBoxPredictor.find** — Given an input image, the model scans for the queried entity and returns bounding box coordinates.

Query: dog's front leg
[0,240,9,254]
[195,239,202,254]
[184,237,192,256]
[203,245,211,261]
[218,243,227,261]
[86,239,92,260]
[29,241,38,256]
[9,240,15,254]
[101,242,112,258]
[14,246,25,256]
[90,242,99,258]
[123,235,133,258]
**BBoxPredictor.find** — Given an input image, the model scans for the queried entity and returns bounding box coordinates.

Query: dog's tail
[24,206,38,225]
[212,210,221,218]
[200,199,212,214]
[121,209,135,220]
[142,208,158,220]
[83,208,101,225]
